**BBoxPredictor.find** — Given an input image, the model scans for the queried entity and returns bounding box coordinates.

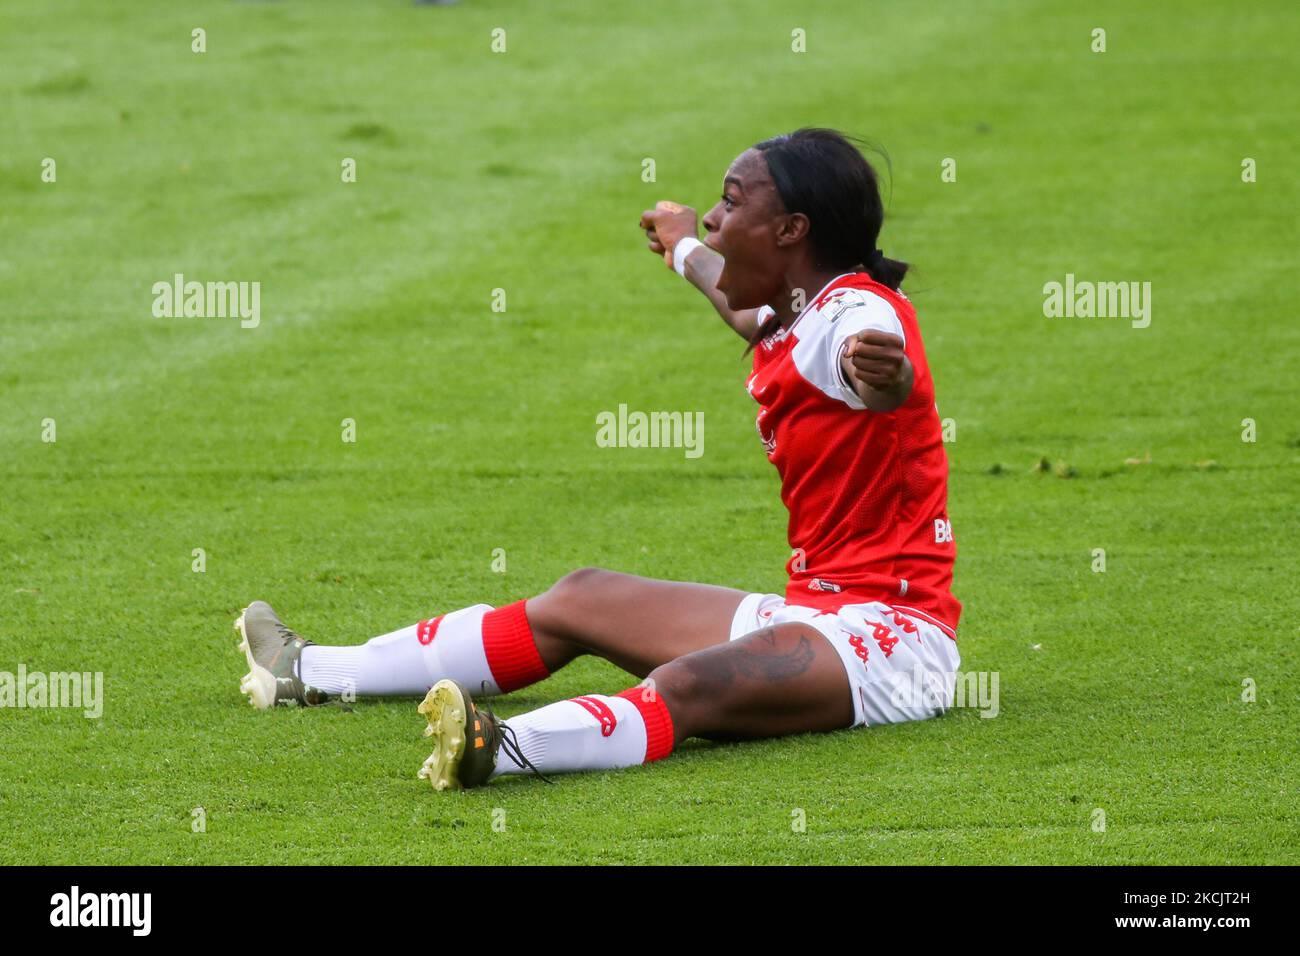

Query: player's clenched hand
[639,201,698,268]
[841,330,913,408]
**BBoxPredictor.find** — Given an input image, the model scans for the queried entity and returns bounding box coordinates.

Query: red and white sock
[298,600,550,698]
[491,686,675,778]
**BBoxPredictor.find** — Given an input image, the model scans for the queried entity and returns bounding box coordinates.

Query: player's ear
[775,211,811,247]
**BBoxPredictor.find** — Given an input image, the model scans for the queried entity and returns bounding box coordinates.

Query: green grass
[1,0,1296,864]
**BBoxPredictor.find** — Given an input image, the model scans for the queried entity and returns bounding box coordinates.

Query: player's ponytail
[754,128,908,292]
[862,247,909,291]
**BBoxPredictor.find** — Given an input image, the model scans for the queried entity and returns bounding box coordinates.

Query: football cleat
[234,601,329,709]
[416,679,548,790]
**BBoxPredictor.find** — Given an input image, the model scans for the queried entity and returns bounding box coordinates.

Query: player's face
[702,149,787,311]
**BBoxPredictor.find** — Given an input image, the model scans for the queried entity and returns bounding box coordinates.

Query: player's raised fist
[841,329,911,396]
[639,201,698,268]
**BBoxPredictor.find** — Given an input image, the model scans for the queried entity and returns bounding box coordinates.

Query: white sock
[299,604,506,697]
[492,690,674,777]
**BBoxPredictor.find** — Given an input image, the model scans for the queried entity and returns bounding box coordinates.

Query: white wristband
[673,237,704,278]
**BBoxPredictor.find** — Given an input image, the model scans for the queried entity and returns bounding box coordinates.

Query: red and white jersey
[747,271,961,635]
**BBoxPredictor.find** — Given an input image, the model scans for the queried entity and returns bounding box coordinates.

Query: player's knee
[530,567,614,633]
[546,566,628,607]
[555,566,611,591]
[645,657,715,723]
[544,566,605,604]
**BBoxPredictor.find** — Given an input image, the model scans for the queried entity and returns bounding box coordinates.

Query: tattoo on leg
[685,628,816,687]
[735,634,815,680]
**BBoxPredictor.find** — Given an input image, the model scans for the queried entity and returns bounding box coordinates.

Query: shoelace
[481,685,552,784]
[276,622,344,708]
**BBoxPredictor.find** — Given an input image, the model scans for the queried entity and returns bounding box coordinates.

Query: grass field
[1,0,1296,865]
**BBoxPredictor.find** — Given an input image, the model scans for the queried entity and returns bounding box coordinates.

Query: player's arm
[840,330,913,412]
[639,201,761,340]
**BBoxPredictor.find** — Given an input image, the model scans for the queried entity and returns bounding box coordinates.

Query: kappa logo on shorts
[866,619,899,658]
[570,696,617,736]
[844,630,871,667]
[887,610,919,634]
[416,617,443,646]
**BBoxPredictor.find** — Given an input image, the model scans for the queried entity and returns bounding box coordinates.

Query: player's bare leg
[418,622,852,789]
[239,568,746,706]
[523,567,747,675]
[648,623,855,742]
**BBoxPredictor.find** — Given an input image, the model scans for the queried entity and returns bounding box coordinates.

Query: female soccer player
[235,128,961,789]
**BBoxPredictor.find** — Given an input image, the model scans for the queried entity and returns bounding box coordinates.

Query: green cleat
[416,679,547,790]
[234,601,329,709]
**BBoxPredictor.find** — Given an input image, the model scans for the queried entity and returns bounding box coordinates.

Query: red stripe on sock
[569,696,618,737]
[615,686,675,762]
[416,616,443,646]
[481,600,549,692]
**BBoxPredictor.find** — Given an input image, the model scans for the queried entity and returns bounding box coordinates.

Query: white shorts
[729,593,961,729]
